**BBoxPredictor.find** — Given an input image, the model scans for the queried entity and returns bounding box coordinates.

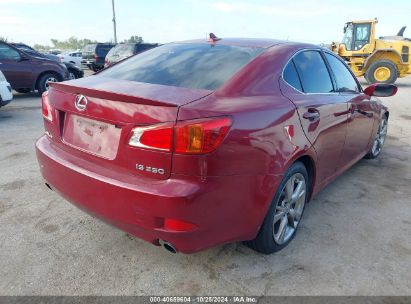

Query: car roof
[174,38,322,50]
[85,43,115,47]
[176,38,289,48]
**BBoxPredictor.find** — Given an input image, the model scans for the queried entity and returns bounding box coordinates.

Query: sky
[1,0,411,47]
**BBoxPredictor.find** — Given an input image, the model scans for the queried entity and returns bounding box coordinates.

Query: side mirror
[19,54,30,62]
[364,83,397,97]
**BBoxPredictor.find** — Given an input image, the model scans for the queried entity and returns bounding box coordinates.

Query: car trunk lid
[45,76,212,179]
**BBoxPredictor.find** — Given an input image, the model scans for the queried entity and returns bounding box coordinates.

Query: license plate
[63,114,121,159]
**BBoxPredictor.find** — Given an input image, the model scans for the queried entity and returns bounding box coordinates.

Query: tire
[15,88,31,94]
[245,162,309,254]
[365,115,388,159]
[37,73,59,94]
[365,60,398,84]
[68,70,77,80]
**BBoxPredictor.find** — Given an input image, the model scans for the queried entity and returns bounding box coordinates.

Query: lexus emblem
[75,94,88,111]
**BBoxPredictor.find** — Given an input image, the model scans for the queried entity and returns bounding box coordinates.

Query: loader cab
[342,22,373,51]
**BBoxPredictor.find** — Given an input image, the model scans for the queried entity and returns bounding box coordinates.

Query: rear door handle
[303,109,320,121]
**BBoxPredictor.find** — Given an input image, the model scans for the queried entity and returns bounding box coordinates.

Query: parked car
[81,43,116,71]
[0,70,13,108]
[11,44,83,80]
[36,38,396,254]
[58,51,82,67]
[0,41,68,94]
[104,43,158,67]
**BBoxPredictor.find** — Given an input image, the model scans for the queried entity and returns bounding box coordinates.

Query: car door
[323,52,376,167]
[280,50,348,184]
[0,43,33,89]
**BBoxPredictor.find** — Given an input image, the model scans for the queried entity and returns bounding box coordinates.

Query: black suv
[81,43,116,71]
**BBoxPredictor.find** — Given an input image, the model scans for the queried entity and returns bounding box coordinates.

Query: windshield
[342,23,354,51]
[353,24,371,50]
[17,47,43,58]
[100,43,264,90]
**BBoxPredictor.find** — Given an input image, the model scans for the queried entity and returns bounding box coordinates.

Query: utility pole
[112,0,117,43]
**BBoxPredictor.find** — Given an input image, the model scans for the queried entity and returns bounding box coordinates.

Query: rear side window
[100,43,264,90]
[293,51,334,93]
[324,53,359,93]
[283,60,303,92]
[96,45,115,56]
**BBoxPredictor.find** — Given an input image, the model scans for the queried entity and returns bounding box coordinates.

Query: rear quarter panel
[176,94,312,177]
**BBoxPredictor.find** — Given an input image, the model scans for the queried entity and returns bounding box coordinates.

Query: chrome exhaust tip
[159,240,177,254]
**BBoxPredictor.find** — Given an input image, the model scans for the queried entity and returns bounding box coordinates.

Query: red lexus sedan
[36,38,396,254]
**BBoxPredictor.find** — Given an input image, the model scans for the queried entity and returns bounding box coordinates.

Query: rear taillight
[129,123,173,151]
[42,91,53,122]
[175,117,232,154]
[128,117,232,154]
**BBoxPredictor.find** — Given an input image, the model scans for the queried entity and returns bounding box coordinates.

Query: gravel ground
[0,76,410,296]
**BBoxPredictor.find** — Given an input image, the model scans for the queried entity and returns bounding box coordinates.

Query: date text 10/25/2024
[149,297,258,303]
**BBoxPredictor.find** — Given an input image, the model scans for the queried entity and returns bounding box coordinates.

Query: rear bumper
[36,136,280,253]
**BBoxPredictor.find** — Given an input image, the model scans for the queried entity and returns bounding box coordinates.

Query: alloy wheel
[371,117,388,156]
[273,173,307,245]
[44,77,58,90]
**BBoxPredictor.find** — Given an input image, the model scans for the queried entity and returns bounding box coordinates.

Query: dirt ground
[0,77,410,296]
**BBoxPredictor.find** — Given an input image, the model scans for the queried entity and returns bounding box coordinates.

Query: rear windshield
[108,44,134,57]
[99,43,264,90]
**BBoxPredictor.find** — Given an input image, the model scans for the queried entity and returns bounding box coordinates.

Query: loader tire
[365,60,398,84]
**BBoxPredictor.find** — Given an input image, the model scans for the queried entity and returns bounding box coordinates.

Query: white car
[0,70,13,108]
[58,51,82,66]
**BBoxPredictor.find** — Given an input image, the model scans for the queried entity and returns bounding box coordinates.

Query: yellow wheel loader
[331,18,411,84]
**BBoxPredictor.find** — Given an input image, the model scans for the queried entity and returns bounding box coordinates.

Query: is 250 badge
[136,164,165,175]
